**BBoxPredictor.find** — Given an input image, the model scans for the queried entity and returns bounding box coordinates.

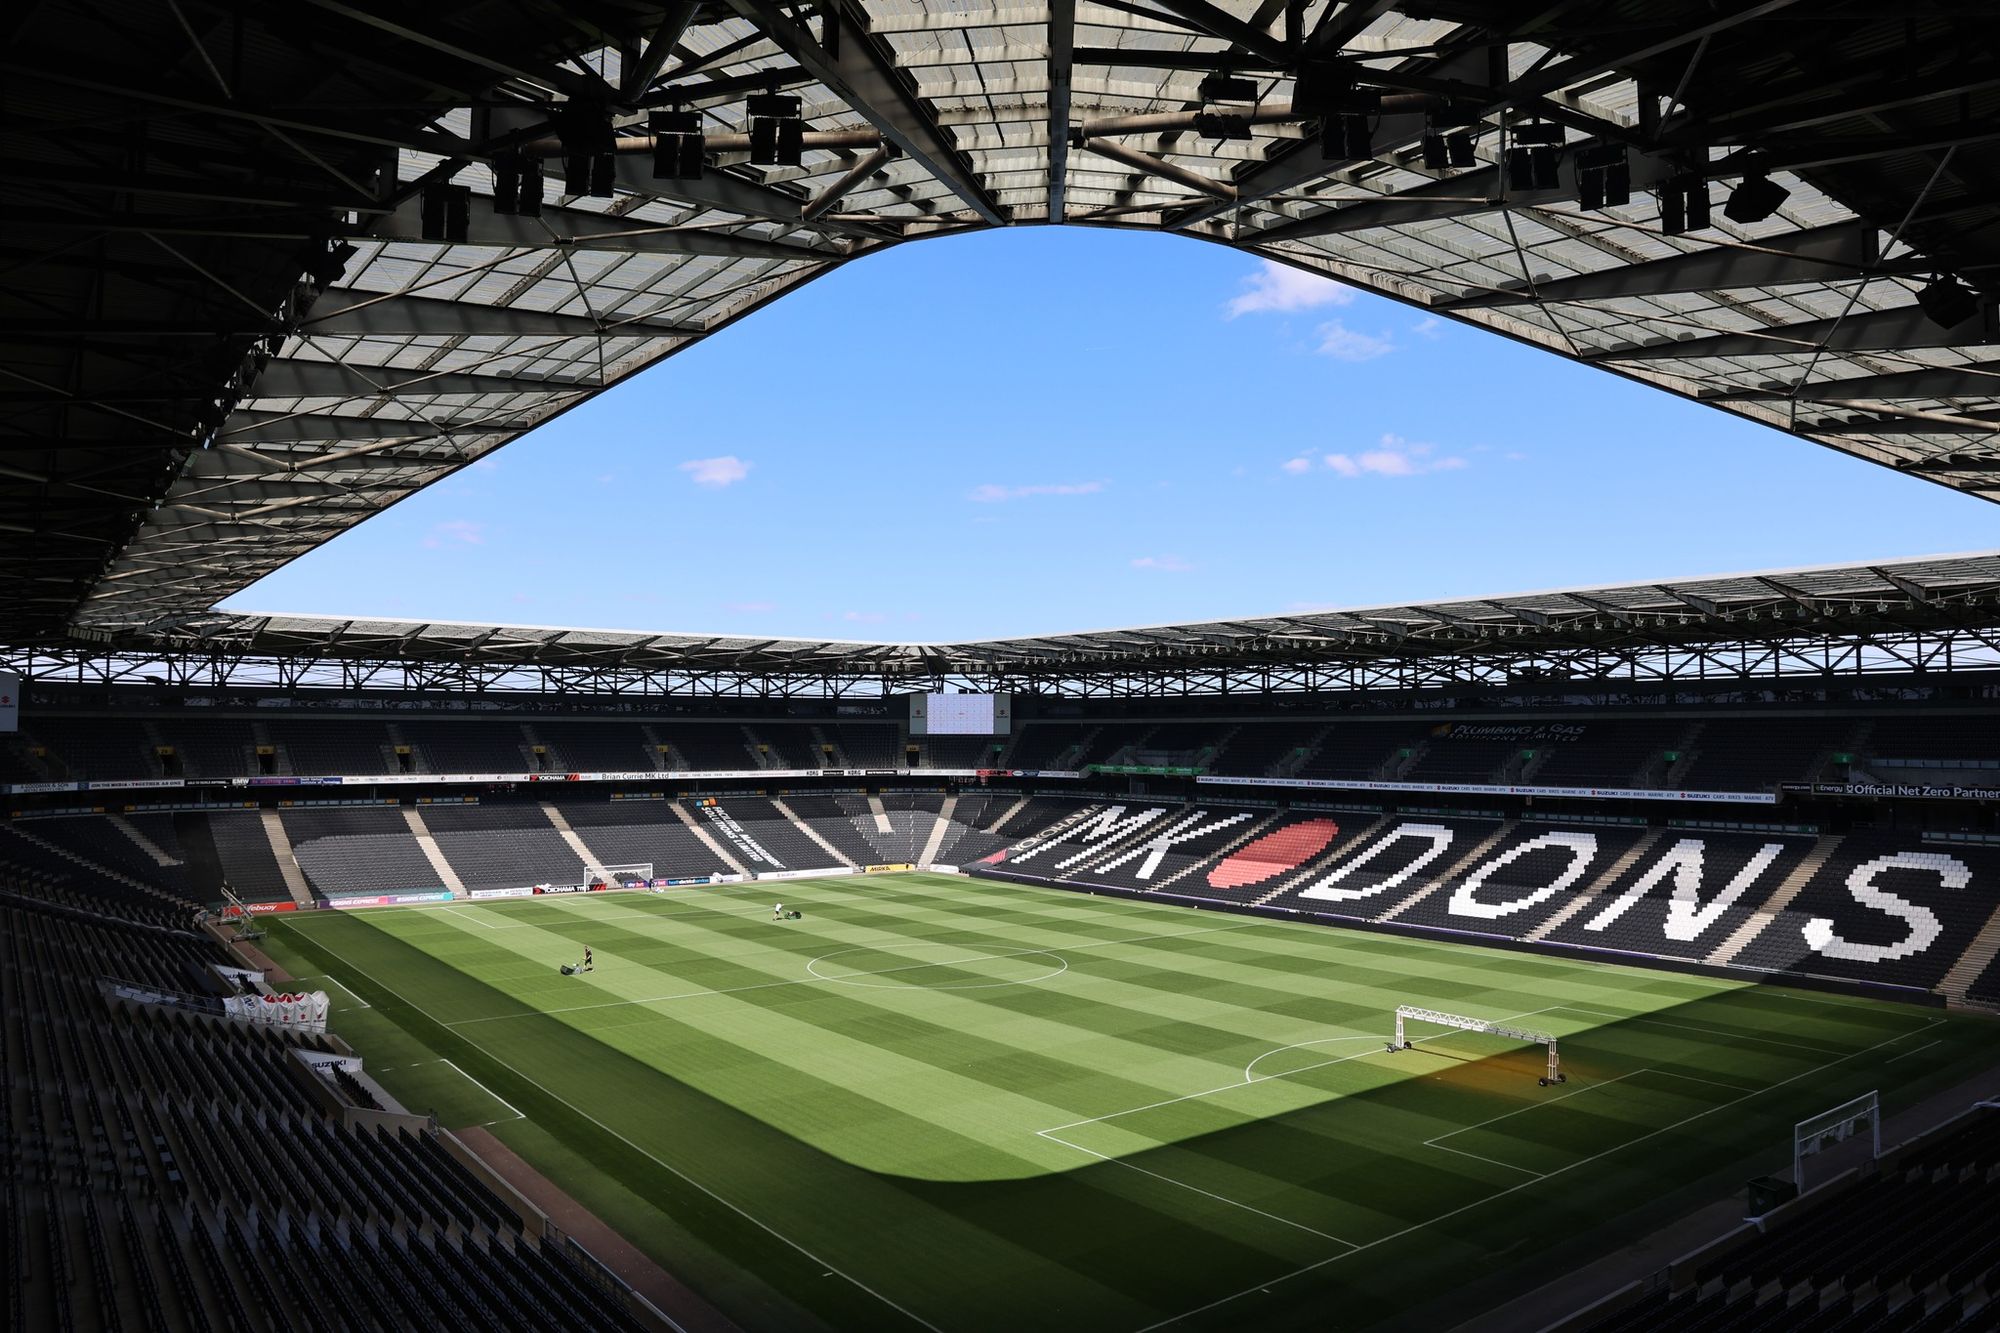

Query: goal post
[1388,1005,1566,1086]
[1793,1091,1879,1191]
[594,862,654,888]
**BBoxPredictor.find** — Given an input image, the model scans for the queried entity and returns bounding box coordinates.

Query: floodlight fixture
[747,92,804,167]
[1505,121,1562,190]
[1198,73,1258,105]
[1723,170,1790,224]
[419,183,469,242]
[1659,174,1711,235]
[1575,143,1629,211]
[1915,274,1979,330]
[1193,112,1252,141]
[650,109,705,180]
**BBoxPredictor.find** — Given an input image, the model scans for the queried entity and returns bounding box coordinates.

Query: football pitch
[267,872,1999,1332]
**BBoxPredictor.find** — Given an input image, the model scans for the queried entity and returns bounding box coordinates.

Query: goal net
[1793,1091,1879,1191]
[595,862,654,888]
[1388,1005,1566,1086]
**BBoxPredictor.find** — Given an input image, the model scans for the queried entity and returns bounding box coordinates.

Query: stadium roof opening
[6,3,2000,641]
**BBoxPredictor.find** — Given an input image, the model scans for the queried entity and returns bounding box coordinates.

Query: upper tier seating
[919,734,1001,768]
[653,723,757,771]
[273,717,397,775]
[530,720,660,772]
[822,723,900,767]
[1292,721,1430,781]
[23,815,193,899]
[1003,722,1094,769]
[1529,720,1685,787]
[745,725,815,769]
[26,715,162,781]
[1208,720,1318,778]
[396,720,534,773]
[1674,718,1843,791]
[1730,833,2000,992]
[164,717,260,779]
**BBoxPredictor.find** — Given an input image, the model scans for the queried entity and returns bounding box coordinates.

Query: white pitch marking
[442,906,502,930]
[1885,1038,1942,1064]
[287,931,945,1333]
[1134,1016,1947,1332]
[441,1058,524,1123]
[1035,1127,1358,1248]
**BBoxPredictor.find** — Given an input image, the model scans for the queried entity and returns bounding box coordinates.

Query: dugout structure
[1390,1005,1566,1087]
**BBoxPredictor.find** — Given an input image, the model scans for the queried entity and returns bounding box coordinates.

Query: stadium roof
[8,2,2000,641]
[80,550,2000,683]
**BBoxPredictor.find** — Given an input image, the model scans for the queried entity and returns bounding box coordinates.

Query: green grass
[264,872,1999,1332]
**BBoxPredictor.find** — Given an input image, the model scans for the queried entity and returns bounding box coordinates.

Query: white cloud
[1131,554,1194,572]
[1280,456,1314,475]
[1412,317,1444,338]
[1314,320,1396,361]
[680,455,751,488]
[969,480,1105,502]
[1318,433,1469,480]
[422,519,484,548]
[1227,260,1357,317]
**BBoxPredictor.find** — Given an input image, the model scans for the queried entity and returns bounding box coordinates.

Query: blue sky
[227,226,1998,641]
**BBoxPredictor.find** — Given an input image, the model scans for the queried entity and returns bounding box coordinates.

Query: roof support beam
[373,195,836,261]
[719,0,1005,225]
[1081,139,1237,200]
[1048,0,1076,222]
[246,360,594,400]
[1586,301,1997,362]
[1443,224,1915,310]
[1708,359,2000,403]
[220,410,532,444]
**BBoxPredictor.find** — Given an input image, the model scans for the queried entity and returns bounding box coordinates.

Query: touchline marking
[294,974,372,1009]
[1551,1005,1851,1057]
[442,1058,525,1123]
[445,919,1261,1027]
[442,907,502,930]
[1133,1016,1947,1332]
[1885,1038,1941,1064]
[291,932,944,1333]
[1036,1127,1359,1248]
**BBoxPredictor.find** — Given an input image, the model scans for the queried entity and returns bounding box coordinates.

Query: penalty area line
[1133,1016,1947,1331]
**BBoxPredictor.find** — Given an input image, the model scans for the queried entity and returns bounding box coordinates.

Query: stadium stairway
[1932,892,2000,1006]
[255,809,315,907]
[108,813,182,869]
[539,801,611,881]
[402,806,470,897]
[670,800,749,876]
[917,794,956,866]
[1705,834,1846,968]
[1375,819,1517,923]
[1524,827,1667,942]
[865,794,894,835]
[3,822,199,922]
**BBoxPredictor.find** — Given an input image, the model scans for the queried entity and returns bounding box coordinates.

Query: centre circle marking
[806,942,1069,990]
